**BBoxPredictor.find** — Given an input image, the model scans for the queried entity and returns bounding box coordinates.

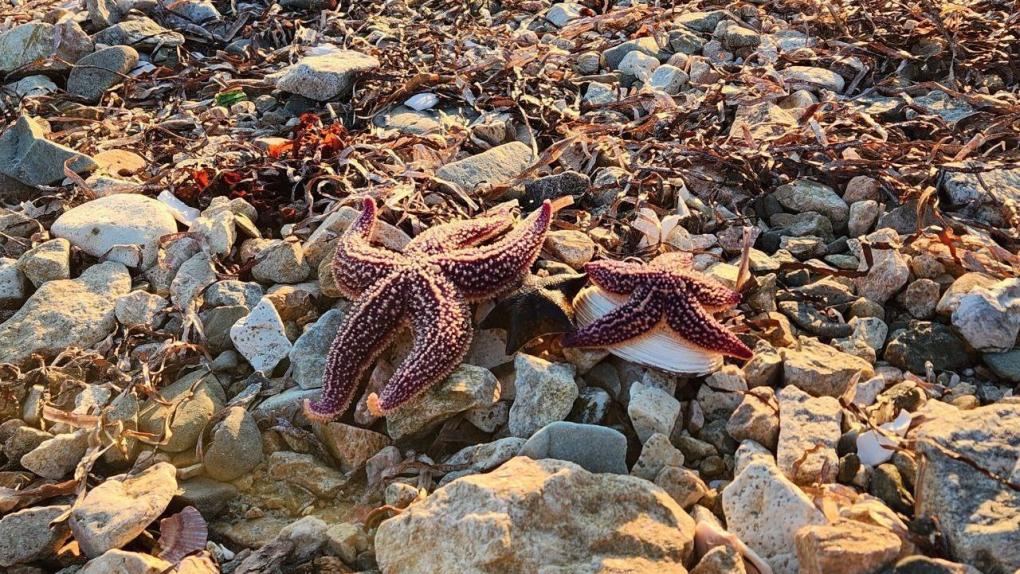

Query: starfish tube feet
[666,295,753,359]
[434,201,553,300]
[304,273,408,422]
[332,198,404,298]
[562,285,664,348]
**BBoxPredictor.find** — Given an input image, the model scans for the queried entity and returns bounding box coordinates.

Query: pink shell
[158,506,208,564]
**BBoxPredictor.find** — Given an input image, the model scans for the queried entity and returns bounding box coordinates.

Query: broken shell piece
[572,285,724,375]
[404,93,439,111]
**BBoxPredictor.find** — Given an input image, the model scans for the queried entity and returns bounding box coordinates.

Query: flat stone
[52,194,177,269]
[0,262,130,365]
[21,429,89,479]
[436,141,535,192]
[79,549,173,574]
[914,403,1020,573]
[442,437,527,485]
[316,421,392,472]
[138,368,225,453]
[275,48,380,100]
[631,432,685,480]
[603,36,660,69]
[781,65,845,92]
[67,46,139,103]
[70,462,178,558]
[796,519,904,574]
[519,421,628,474]
[0,115,97,187]
[773,179,848,226]
[115,290,167,327]
[93,17,185,49]
[289,308,344,389]
[266,451,346,498]
[0,505,71,567]
[376,457,696,574]
[951,278,1020,352]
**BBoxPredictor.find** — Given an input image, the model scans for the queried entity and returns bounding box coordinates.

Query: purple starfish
[305,198,552,422]
[563,252,753,360]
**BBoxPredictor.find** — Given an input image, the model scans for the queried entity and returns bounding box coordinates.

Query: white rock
[951,278,1020,352]
[546,2,584,27]
[404,92,439,111]
[856,410,911,467]
[157,190,200,226]
[230,296,292,373]
[51,194,178,268]
[79,550,173,574]
[849,228,910,304]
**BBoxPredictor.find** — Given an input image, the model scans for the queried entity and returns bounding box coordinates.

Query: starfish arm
[584,259,657,294]
[332,198,404,298]
[562,285,665,347]
[374,271,473,413]
[664,293,753,359]
[677,272,742,310]
[404,215,513,256]
[304,272,408,422]
[431,201,553,300]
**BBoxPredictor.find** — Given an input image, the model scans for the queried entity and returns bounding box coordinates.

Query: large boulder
[376,456,696,574]
[0,261,130,365]
[914,403,1020,573]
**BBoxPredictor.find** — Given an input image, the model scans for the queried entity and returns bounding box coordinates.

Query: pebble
[849,228,910,303]
[603,36,660,70]
[0,115,97,186]
[20,429,88,479]
[436,141,535,192]
[266,451,346,498]
[0,21,93,74]
[543,230,595,269]
[203,406,263,481]
[115,290,168,327]
[317,421,392,472]
[249,239,311,284]
[726,387,779,450]
[781,337,875,397]
[93,17,185,49]
[884,321,974,374]
[773,179,849,226]
[847,199,879,237]
[79,549,173,574]
[776,386,842,484]
[275,48,380,100]
[0,505,70,567]
[631,432,685,481]
[138,368,225,453]
[519,421,628,474]
[796,519,904,574]
[951,278,1020,352]
[288,308,345,389]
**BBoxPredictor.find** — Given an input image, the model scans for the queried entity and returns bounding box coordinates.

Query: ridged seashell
[572,286,724,375]
[158,506,208,564]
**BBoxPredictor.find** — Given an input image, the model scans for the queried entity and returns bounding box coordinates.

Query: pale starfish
[563,252,753,360]
[304,198,552,422]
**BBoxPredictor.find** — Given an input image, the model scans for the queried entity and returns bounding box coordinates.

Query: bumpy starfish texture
[562,252,753,360]
[305,198,552,422]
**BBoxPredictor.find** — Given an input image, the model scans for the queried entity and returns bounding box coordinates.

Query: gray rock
[316,421,392,472]
[0,115,97,186]
[289,308,344,389]
[0,259,28,308]
[773,179,849,227]
[781,66,845,93]
[654,466,708,509]
[436,141,535,192]
[67,46,139,103]
[523,170,590,205]
[93,17,185,49]
[79,549,173,574]
[21,429,89,479]
[442,436,526,485]
[937,272,998,316]
[266,451,346,498]
[668,27,705,54]
[52,194,177,269]
[388,364,500,440]
[602,36,660,69]
[3,425,51,461]
[170,251,216,309]
[726,387,779,450]
[915,403,1020,573]
[139,368,225,452]
[203,406,263,481]
[229,296,292,373]
[648,64,689,94]
[0,505,71,567]
[16,238,70,287]
[204,279,263,309]
[722,459,826,573]
[983,349,1020,383]
[631,432,685,480]
[849,228,910,304]
[0,262,130,365]
[617,50,659,80]
[274,49,380,101]
[70,462,178,558]
[200,304,247,353]
[675,11,726,32]
[508,354,577,438]
[583,81,617,105]
[900,278,940,319]
[546,2,584,27]
[951,278,1020,352]
[568,386,610,425]
[0,21,93,74]
[5,75,58,99]
[847,199,879,237]
[115,290,167,327]
[907,90,976,125]
[944,166,1019,222]
[730,102,798,140]
[519,421,627,474]
[628,381,682,443]
[249,239,310,284]
[87,0,125,27]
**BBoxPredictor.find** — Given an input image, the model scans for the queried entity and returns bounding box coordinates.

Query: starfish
[304,198,553,422]
[562,252,753,360]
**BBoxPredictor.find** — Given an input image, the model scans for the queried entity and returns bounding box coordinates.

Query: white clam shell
[572,286,724,375]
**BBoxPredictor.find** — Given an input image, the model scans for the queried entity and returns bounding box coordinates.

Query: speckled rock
[52,194,177,268]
